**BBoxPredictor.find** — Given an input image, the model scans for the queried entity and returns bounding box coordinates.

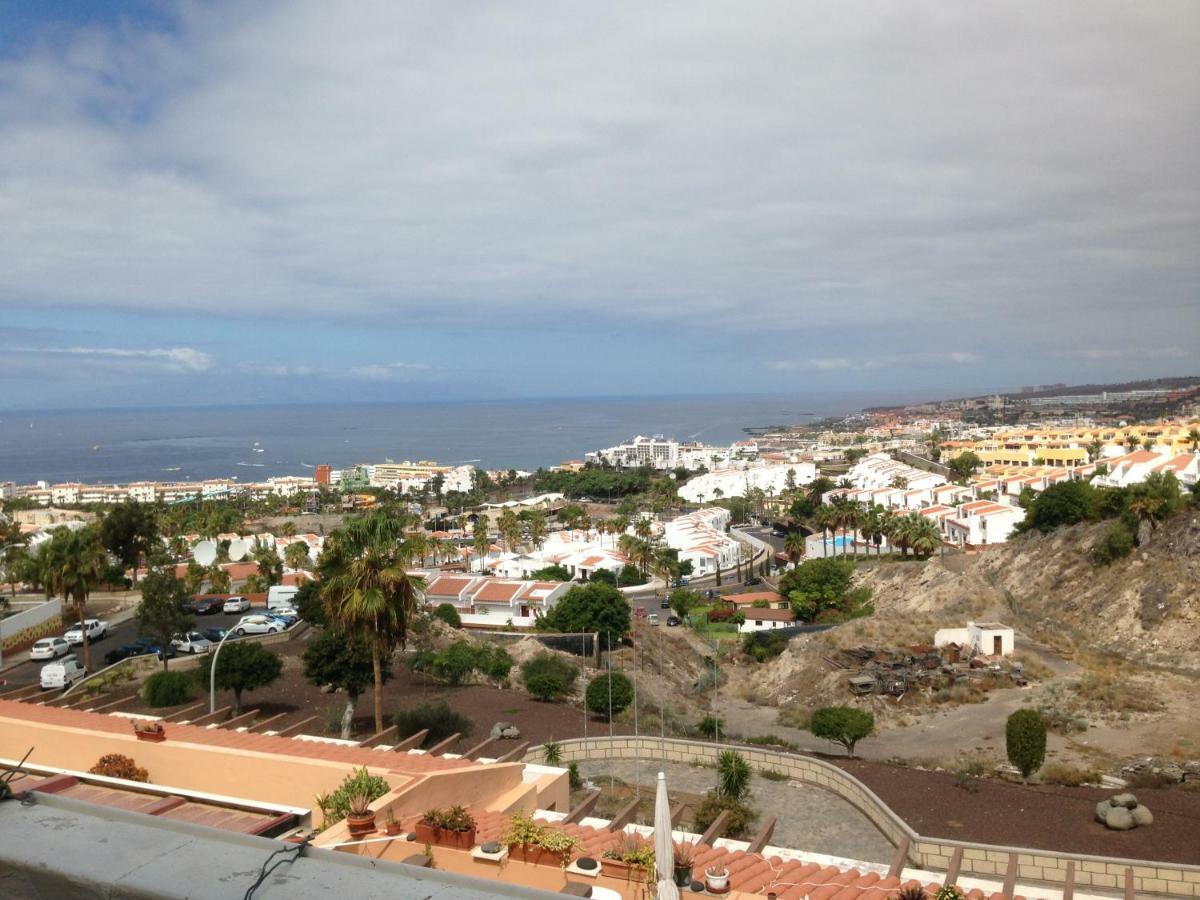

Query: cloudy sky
[1,0,1196,410]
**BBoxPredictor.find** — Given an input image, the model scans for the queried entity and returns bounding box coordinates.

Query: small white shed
[934,621,1014,657]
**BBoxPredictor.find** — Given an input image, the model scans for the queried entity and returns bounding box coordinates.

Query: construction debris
[827,643,1026,697]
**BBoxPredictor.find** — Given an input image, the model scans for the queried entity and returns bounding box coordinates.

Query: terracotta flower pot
[134,728,165,743]
[346,812,376,837]
[507,844,564,866]
[600,858,633,880]
[415,822,476,850]
[386,822,404,836]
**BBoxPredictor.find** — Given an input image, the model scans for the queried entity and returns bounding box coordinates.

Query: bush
[617,564,645,587]
[1040,762,1099,787]
[692,793,756,839]
[695,714,725,739]
[589,569,617,586]
[521,652,579,702]
[1005,709,1046,778]
[1091,522,1135,566]
[744,734,799,752]
[759,768,788,781]
[89,754,148,782]
[536,582,632,645]
[775,706,811,730]
[742,631,787,663]
[810,706,874,756]
[314,767,390,827]
[393,700,473,746]
[568,761,583,791]
[143,670,194,708]
[529,564,573,582]
[717,750,751,801]
[433,603,462,628]
[585,671,634,720]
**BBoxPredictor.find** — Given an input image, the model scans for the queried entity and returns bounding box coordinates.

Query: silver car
[29,637,71,660]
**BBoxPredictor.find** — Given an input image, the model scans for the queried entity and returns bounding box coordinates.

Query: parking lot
[0,604,274,691]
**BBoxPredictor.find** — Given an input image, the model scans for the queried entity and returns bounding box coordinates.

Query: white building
[422,574,571,629]
[944,502,1025,547]
[677,462,817,504]
[934,621,1014,657]
[736,606,798,633]
[1092,449,1198,489]
[662,507,742,576]
[586,435,681,470]
[844,453,946,492]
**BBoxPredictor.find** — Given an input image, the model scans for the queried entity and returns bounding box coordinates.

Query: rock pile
[1120,757,1200,785]
[490,721,521,740]
[1095,793,1153,831]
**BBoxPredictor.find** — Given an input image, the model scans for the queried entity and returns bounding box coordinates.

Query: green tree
[183,560,206,596]
[536,582,631,646]
[810,706,874,756]
[1005,709,1046,779]
[778,557,858,621]
[1018,481,1097,533]
[433,602,462,628]
[782,530,805,566]
[43,526,107,671]
[472,514,491,572]
[196,641,283,715]
[99,501,159,585]
[303,627,389,739]
[320,512,424,733]
[135,567,194,670]
[946,451,982,483]
[497,509,521,552]
[668,587,703,621]
[283,540,311,573]
[207,565,231,593]
[529,564,573,582]
[252,544,284,588]
[521,652,579,702]
[292,579,328,626]
[585,671,633,720]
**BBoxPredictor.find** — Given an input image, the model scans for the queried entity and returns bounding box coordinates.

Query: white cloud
[11,345,213,373]
[347,362,432,381]
[0,1,1195,365]
[768,352,980,373]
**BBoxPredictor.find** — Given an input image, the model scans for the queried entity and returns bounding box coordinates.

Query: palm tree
[207,564,231,593]
[782,530,805,567]
[859,505,882,557]
[44,527,106,671]
[284,540,310,573]
[497,509,520,553]
[1188,428,1200,452]
[320,513,424,734]
[1086,439,1105,463]
[472,514,491,573]
[907,515,942,557]
[813,506,837,558]
[252,544,283,588]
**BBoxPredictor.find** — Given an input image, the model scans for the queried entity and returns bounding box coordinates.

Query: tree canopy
[536,582,631,645]
[99,501,159,582]
[135,567,194,670]
[196,642,283,714]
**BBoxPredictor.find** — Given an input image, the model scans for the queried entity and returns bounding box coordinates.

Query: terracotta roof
[0,699,472,778]
[744,607,796,622]
[425,575,475,597]
[726,591,785,606]
[472,581,526,603]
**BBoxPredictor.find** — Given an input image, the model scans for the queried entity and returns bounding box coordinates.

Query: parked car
[133,638,177,661]
[744,576,762,587]
[233,615,282,636]
[200,627,230,644]
[171,632,214,654]
[267,612,297,628]
[63,619,108,646]
[191,597,221,615]
[666,616,681,627]
[634,607,649,619]
[222,596,251,614]
[103,643,150,666]
[40,658,87,690]
[29,637,71,661]
[647,614,660,626]
[266,585,300,610]
[660,599,670,609]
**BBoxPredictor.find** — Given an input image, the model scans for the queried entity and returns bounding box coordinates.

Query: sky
[0,1,1197,410]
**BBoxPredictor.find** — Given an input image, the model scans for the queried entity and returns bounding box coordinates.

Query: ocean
[0,392,913,486]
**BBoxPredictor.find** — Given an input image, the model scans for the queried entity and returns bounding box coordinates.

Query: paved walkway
[576,756,895,865]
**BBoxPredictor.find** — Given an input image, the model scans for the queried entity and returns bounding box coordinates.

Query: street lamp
[209,628,236,713]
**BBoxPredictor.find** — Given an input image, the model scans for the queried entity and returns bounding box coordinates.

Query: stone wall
[529,736,1200,898]
[0,599,63,653]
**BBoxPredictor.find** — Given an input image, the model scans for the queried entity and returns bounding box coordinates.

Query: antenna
[227,538,248,562]
[193,540,217,567]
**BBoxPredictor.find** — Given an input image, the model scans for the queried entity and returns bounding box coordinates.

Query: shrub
[759,768,788,781]
[585,671,634,720]
[433,603,462,628]
[1005,709,1046,778]
[520,652,579,702]
[692,793,757,838]
[567,761,583,791]
[541,741,563,766]
[742,631,787,663]
[1040,762,1099,787]
[143,670,194,708]
[1091,522,1135,566]
[717,750,751,801]
[89,754,148,782]
[695,714,725,739]
[775,706,811,730]
[617,564,644,586]
[529,564,573,582]
[810,706,874,756]
[393,700,473,746]
[589,569,617,586]
[745,734,799,752]
[314,767,390,827]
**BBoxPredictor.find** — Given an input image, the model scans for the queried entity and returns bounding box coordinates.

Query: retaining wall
[528,736,1200,898]
[0,599,63,653]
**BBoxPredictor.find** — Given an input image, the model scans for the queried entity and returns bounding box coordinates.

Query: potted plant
[384,808,404,837]
[415,805,477,850]
[600,833,655,881]
[132,720,165,743]
[673,840,697,887]
[502,814,579,867]
[705,863,730,893]
[345,788,377,837]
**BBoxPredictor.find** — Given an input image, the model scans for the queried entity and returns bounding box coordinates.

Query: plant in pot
[673,840,697,887]
[705,863,730,893]
[384,808,404,836]
[600,832,655,881]
[132,720,165,742]
[416,805,477,850]
[501,814,579,867]
[344,788,377,838]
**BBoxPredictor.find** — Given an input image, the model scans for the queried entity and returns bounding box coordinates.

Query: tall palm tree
[782,530,805,567]
[284,540,310,573]
[472,514,491,573]
[1188,428,1200,452]
[320,513,424,734]
[813,506,836,558]
[44,527,106,671]
[252,543,284,587]
[497,509,520,553]
[207,565,232,593]
[907,515,942,557]
[858,505,881,557]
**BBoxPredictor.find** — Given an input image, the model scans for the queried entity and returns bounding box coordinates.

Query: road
[0,607,260,691]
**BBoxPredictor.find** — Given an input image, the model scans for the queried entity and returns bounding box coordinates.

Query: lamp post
[209,628,236,713]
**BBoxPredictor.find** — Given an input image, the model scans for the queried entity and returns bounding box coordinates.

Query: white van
[41,658,87,690]
[266,585,300,610]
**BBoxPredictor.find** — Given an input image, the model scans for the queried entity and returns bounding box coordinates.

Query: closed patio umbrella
[654,771,680,900]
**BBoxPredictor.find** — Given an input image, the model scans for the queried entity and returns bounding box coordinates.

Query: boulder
[1131,805,1154,826]
[490,722,520,740]
[1111,792,1139,809]
[1104,806,1135,831]
[1095,801,1111,823]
